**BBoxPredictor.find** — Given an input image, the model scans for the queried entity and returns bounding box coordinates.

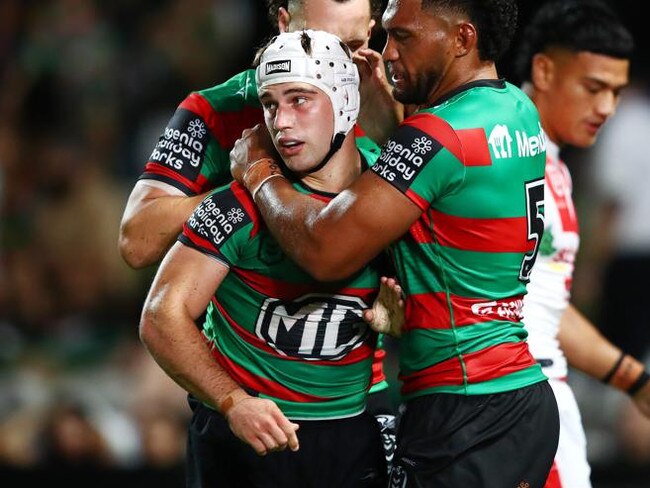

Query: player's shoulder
[193,69,259,110]
[390,112,462,162]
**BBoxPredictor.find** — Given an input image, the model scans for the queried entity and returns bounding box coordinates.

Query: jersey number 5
[519,178,544,282]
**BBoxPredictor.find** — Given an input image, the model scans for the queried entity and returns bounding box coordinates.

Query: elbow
[118,227,159,269]
[300,253,359,282]
[139,303,163,349]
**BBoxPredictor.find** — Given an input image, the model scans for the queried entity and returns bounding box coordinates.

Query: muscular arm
[253,170,420,281]
[229,122,424,280]
[118,181,207,268]
[139,242,299,454]
[139,242,241,409]
[559,303,650,418]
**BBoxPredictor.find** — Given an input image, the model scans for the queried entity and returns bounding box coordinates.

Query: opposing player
[514,1,650,486]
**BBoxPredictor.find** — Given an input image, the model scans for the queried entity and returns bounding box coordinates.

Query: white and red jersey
[522,140,580,380]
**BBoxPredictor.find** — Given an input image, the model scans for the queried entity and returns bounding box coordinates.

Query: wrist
[243,158,286,199]
[218,388,251,416]
[602,352,650,396]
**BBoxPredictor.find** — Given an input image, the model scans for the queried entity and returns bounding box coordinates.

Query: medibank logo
[266,60,291,75]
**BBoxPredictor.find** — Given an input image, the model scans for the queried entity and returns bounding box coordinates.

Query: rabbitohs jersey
[371,79,548,398]
[179,165,383,420]
[522,141,579,380]
[139,68,388,394]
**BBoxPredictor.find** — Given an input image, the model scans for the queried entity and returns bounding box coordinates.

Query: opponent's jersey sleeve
[178,182,255,267]
[371,113,466,210]
[140,69,262,195]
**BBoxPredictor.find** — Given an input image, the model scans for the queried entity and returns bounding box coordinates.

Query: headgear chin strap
[256,29,361,173]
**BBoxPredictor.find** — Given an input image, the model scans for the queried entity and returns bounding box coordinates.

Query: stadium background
[1,0,648,486]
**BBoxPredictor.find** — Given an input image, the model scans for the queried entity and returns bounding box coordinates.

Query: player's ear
[277,7,290,33]
[455,21,477,57]
[531,53,554,92]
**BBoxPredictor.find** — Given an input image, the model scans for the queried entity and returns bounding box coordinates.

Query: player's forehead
[294,0,371,46]
[259,81,326,101]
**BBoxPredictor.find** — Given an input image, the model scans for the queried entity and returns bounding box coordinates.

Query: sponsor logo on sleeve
[149,108,209,181]
[371,125,441,193]
[187,190,250,249]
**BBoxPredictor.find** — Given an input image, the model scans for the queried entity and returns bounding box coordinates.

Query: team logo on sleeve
[187,190,250,249]
[255,293,370,360]
[372,125,441,193]
[148,108,209,181]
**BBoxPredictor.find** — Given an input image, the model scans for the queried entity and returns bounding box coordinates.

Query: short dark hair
[265,0,383,28]
[513,0,634,83]
[422,0,518,62]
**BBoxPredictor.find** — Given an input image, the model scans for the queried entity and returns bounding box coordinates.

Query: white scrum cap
[256,29,360,139]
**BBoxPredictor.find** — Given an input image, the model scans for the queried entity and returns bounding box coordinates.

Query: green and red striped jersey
[139,68,388,396]
[371,79,547,399]
[179,171,384,420]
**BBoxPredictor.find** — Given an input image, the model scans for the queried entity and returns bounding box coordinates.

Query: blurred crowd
[0,0,649,486]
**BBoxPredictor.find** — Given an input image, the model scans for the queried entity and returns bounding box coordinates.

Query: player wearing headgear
[139,29,391,488]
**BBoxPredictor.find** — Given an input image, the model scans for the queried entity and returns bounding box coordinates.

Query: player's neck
[299,135,361,193]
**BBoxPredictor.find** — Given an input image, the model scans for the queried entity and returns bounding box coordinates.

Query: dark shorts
[389,381,559,488]
[367,388,398,474]
[185,395,387,488]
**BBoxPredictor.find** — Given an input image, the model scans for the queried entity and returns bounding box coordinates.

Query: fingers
[274,413,300,452]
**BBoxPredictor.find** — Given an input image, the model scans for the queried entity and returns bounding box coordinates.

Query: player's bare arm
[559,303,650,417]
[139,242,299,454]
[118,180,208,268]
[231,124,421,281]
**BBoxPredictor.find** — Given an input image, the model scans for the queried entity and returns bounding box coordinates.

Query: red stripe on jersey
[546,158,579,233]
[543,462,563,488]
[182,224,222,254]
[403,114,492,167]
[403,114,463,163]
[232,266,376,302]
[353,125,366,137]
[405,188,430,212]
[180,93,264,149]
[211,298,376,366]
[371,347,387,386]
[405,292,525,331]
[400,341,537,393]
[430,209,535,252]
[143,161,208,195]
[210,345,327,402]
[456,128,492,166]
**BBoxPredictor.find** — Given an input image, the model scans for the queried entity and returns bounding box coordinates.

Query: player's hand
[353,48,403,146]
[364,276,405,338]
[225,396,300,456]
[230,124,278,184]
